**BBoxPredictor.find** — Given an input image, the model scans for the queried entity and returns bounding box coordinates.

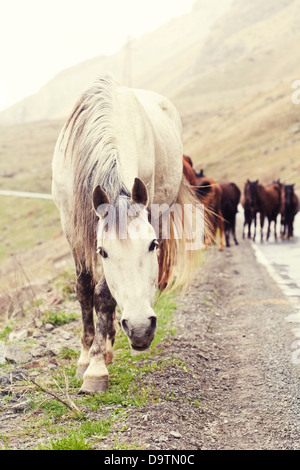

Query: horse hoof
[79,375,109,394]
[76,363,89,379]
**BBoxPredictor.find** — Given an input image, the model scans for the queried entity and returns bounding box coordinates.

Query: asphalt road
[237,209,300,345]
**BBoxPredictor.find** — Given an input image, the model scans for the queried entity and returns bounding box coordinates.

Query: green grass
[0,324,12,340]
[0,195,60,262]
[12,289,180,450]
[42,309,79,326]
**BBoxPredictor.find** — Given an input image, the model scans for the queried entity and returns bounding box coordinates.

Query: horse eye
[97,247,108,259]
[149,239,159,252]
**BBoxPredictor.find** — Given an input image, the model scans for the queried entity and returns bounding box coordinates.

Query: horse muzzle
[121,314,157,351]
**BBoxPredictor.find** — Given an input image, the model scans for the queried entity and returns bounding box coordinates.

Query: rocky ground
[0,234,299,450]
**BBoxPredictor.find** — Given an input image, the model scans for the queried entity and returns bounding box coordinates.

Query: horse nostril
[121,319,131,337]
[149,316,157,333]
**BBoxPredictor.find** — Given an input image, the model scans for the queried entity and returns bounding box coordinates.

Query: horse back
[263,183,281,213]
[219,182,241,208]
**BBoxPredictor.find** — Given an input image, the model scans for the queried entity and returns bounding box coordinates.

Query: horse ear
[131,178,148,206]
[93,185,110,217]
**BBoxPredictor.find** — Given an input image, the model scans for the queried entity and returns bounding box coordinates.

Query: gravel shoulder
[1,235,299,450]
[109,236,300,450]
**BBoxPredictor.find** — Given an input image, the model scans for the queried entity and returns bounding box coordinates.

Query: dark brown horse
[242,180,261,241]
[242,180,281,242]
[280,184,299,240]
[218,182,241,247]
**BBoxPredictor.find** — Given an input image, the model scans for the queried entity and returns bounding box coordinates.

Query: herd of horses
[182,155,300,249]
[51,76,299,393]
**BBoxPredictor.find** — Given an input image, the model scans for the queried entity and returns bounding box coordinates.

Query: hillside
[0,0,232,124]
[0,0,300,280]
[182,81,300,188]
[0,1,299,185]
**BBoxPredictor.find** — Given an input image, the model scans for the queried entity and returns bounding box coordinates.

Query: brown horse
[194,171,225,251]
[262,182,281,241]
[242,180,281,242]
[280,184,299,240]
[218,182,241,247]
[183,154,197,186]
[181,157,223,250]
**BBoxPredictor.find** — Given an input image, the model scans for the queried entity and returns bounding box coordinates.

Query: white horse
[52,74,201,394]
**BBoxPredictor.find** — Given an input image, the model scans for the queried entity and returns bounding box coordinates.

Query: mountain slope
[0,0,232,124]
[0,0,299,190]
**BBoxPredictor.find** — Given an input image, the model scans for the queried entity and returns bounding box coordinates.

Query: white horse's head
[93,178,159,352]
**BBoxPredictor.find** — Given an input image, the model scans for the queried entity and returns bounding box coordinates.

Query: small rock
[12,401,31,413]
[170,431,182,439]
[31,346,46,358]
[29,371,40,377]
[46,344,61,356]
[9,329,28,341]
[32,329,43,339]
[23,361,42,370]
[44,323,55,332]
[61,331,71,340]
[48,357,58,365]
[0,373,11,385]
[5,345,32,364]
[48,357,59,369]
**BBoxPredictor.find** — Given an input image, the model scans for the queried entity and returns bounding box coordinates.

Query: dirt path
[107,237,300,450]
[1,235,299,450]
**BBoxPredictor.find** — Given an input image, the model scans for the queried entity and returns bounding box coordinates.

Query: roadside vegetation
[0,286,188,450]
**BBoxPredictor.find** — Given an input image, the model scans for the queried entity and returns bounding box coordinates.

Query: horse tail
[158,176,213,293]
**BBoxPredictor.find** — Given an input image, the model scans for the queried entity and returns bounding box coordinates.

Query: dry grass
[180,80,300,189]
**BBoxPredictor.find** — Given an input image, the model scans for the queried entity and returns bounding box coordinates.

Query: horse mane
[60,74,130,278]
[158,176,213,293]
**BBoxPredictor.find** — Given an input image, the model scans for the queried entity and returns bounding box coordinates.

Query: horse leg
[274,217,278,241]
[232,217,239,245]
[260,213,264,242]
[80,277,117,394]
[253,214,257,242]
[218,212,225,251]
[75,267,95,379]
[266,218,271,241]
[248,221,251,239]
[288,218,294,240]
[225,225,230,247]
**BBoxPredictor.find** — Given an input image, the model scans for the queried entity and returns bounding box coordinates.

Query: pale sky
[0,0,195,111]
